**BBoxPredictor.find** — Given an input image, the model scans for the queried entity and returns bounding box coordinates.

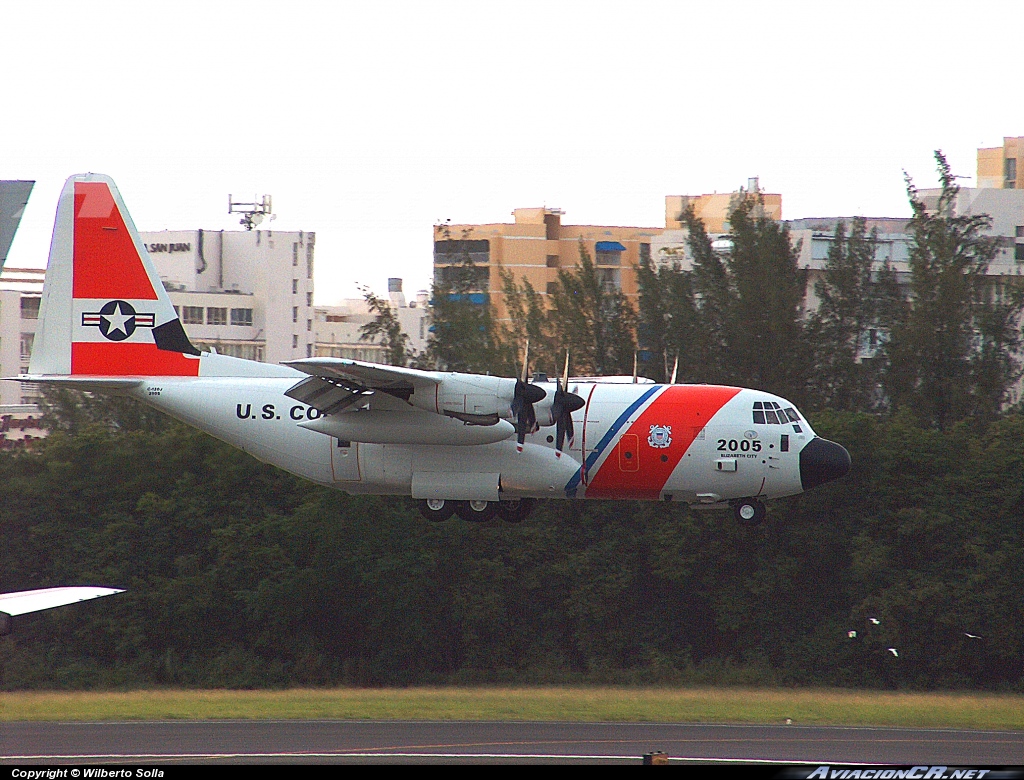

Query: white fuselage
[133,359,810,503]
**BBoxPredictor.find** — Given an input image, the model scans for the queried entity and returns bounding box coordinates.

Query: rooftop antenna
[228,194,274,230]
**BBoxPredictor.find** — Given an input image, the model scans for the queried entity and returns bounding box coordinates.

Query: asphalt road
[3,721,1023,765]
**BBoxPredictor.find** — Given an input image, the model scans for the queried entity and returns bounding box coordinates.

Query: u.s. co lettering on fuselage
[235,403,322,421]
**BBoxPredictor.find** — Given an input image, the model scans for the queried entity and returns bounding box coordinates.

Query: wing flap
[285,358,440,398]
[285,358,441,415]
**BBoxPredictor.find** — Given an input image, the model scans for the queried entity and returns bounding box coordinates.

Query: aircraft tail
[29,174,201,378]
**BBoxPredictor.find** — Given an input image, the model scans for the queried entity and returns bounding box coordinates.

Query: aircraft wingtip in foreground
[0,586,124,636]
[15,173,850,524]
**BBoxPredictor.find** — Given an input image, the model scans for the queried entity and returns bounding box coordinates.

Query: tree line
[2,152,1024,691]
[403,152,1024,432]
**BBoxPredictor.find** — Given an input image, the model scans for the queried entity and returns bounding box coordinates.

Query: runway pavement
[3,720,1023,765]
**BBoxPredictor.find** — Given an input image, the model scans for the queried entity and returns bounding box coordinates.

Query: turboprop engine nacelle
[409,374,524,424]
[528,381,580,427]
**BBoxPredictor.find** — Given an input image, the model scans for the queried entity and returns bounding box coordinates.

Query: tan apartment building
[977,137,1024,189]
[665,178,782,232]
[433,208,660,322]
[434,180,779,323]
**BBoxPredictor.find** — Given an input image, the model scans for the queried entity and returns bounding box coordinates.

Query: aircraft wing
[284,358,442,414]
[0,586,123,616]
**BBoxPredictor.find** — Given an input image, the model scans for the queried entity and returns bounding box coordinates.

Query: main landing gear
[417,498,535,524]
[732,497,767,526]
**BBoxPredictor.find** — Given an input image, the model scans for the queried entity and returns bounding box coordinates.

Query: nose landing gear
[732,497,766,526]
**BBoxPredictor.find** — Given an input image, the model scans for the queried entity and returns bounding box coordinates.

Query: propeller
[511,341,546,447]
[669,354,678,384]
[551,352,585,454]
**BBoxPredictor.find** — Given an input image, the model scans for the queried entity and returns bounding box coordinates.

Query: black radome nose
[799,437,851,491]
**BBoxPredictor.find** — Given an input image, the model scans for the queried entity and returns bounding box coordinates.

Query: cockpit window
[752,401,802,427]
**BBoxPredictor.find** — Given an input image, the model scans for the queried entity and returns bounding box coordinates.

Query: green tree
[359,286,412,366]
[636,253,699,382]
[425,225,497,372]
[548,241,637,376]
[494,267,554,376]
[807,218,883,412]
[882,151,1024,429]
[684,197,810,401]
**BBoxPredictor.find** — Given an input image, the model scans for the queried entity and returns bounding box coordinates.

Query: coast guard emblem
[648,425,672,449]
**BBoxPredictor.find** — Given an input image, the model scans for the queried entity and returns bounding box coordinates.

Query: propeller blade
[556,412,574,452]
[551,351,584,453]
[632,352,638,383]
[511,341,545,446]
[670,355,678,384]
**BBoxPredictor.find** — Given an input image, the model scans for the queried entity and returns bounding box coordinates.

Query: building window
[20,298,40,319]
[546,254,560,268]
[1005,158,1017,188]
[182,306,204,324]
[595,241,625,266]
[1017,226,1024,238]
[20,333,33,361]
[293,243,299,267]
[307,319,312,332]
[292,334,298,348]
[306,343,313,358]
[230,308,253,326]
[640,243,651,264]
[307,244,314,279]
[173,305,180,317]
[597,267,621,292]
[1016,244,1024,262]
[292,307,298,323]
[207,307,227,325]
[433,239,490,266]
[292,279,298,294]
[307,292,313,307]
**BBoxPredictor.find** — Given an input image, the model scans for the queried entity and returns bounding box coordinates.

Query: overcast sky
[3,1,1019,304]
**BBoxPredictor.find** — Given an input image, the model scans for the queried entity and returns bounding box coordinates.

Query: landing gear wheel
[419,498,455,522]
[455,500,497,522]
[732,498,766,526]
[498,498,535,523]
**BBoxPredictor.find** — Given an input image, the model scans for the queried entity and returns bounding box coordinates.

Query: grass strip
[2,687,1023,729]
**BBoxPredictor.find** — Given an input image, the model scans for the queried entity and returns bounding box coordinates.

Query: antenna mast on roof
[228,194,274,230]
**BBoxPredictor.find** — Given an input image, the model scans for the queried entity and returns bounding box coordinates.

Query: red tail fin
[31,175,200,377]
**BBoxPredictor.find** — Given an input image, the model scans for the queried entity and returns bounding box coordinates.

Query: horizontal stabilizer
[0,586,123,617]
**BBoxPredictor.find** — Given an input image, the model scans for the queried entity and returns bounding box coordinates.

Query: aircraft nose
[799,437,851,491]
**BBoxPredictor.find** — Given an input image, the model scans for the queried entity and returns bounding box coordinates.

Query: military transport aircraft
[16,174,850,524]
[0,586,123,635]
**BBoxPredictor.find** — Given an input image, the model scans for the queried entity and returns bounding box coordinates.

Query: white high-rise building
[140,229,316,364]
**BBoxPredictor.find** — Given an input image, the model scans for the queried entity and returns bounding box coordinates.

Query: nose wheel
[497,498,535,523]
[732,498,766,526]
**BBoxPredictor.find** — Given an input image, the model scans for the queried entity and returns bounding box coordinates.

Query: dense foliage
[2,411,1023,691]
